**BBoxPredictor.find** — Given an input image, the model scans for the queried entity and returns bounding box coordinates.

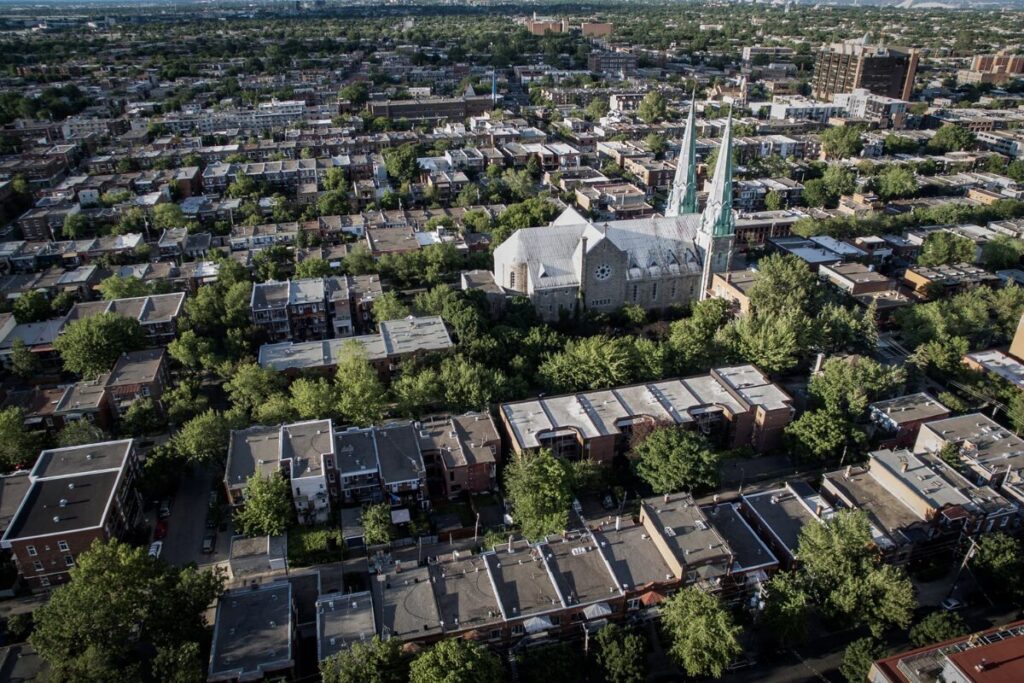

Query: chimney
[901,460,909,473]
[844,465,852,479]
[615,515,621,531]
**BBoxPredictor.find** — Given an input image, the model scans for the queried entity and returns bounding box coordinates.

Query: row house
[250,276,367,343]
[335,422,428,509]
[820,447,1018,565]
[104,349,169,419]
[258,316,454,377]
[415,413,501,499]
[63,292,185,346]
[500,365,794,463]
[0,440,143,591]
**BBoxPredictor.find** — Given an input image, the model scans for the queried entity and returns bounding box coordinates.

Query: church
[492,104,737,321]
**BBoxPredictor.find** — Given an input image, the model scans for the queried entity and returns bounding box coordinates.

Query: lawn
[287,524,344,567]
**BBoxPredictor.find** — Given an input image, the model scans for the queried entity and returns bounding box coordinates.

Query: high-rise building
[811,38,918,101]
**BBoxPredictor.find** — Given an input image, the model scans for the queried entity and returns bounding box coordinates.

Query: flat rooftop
[544,533,620,608]
[966,349,1024,389]
[429,551,502,634]
[372,561,442,639]
[703,502,778,573]
[483,542,562,620]
[226,426,281,490]
[31,440,132,480]
[592,521,676,590]
[0,473,30,535]
[316,591,376,661]
[919,413,1024,473]
[107,348,165,387]
[870,392,950,426]
[822,465,923,546]
[742,482,829,559]
[641,494,731,577]
[209,583,293,682]
[374,422,424,485]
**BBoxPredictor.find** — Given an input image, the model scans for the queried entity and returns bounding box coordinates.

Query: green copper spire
[665,91,698,218]
[700,112,735,238]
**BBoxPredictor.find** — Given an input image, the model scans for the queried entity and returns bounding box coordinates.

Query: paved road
[161,464,233,569]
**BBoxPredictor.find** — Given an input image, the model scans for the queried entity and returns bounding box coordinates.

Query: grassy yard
[287,524,344,567]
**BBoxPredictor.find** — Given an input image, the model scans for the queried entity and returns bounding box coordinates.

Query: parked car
[941,598,964,611]
[154,520,168,540]
[205,514,217,530]
[201,532,216,554]
[148,541,163,558]
[158,500,171,519]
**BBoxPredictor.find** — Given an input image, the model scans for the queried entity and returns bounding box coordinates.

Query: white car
[148,541,163,558]
[941,598,964,611]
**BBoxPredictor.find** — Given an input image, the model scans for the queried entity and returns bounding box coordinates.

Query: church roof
[495,209,703,291]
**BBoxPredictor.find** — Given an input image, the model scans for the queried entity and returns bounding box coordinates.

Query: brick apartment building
[0,439,142,591]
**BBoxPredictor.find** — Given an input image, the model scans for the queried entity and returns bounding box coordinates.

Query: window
[64,555,75,567]
[449,471,456,482]
[670,281,677,298]
[39,577,50,587]
[328,472,336,483]
[627,598,642,611]
[57,540,69,552]
[325,458,333,469]
[632,284,638,302]
[26,545,37,557]
[571,612,585,623]
[511,624,525,636]
[509,272,516,288]
[651,283,658,299]
[33,561,43,572]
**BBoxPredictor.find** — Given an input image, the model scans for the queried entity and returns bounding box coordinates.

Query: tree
[822,164,856,197]
[748,253,821,317]
[152,642,204,683]
[439,356,506,413]
[504,450,573,540]
[918,231,976,267]
[0,407,39,472]
[875,165,918,200]
[224,363,285,416]
[373,291,411,325]
[637,91,668,124]
[152,203,186,231]
[295,258,333,279]
[383,143,421,184]
[55,419,108,448]
[339,82,370,107]
[909,611,967,648]
[764,190,783,211]
[785,408,860,461]
[362,502,393,546]
[798,510,916,636]
[320,636,408,683]
[30,539,222,682]
[538,336,640,393]
[971,532,1024,601]
[928,124,975,154]
[760,570,810,647]
[726,313,801,374]
[9,338,39,380]
[289,377,338,420]
[167,330,218,373]
[840,637,884,683]
[982,234,1024,270]
[235,471,291,537]
[115,206,147,235]
[62,212,89,239]
[120,398,164,436]
[253,394,297,425]
[632,426,719,494]
[661,586,742,679]
[594,624,647,683]
[586,97,609,120]
[97,275,150,300]
[163,381,209,426]
[12,290,52,324]
[335,342,387,426]
[409,639,503,683]
[644,133,667,157]
[54,313,145,379]
[821,125,864,159]
[173,410,229,465]
[317,190,350,217]
[392,367,440,417]
[667,298,730,373]
[808,357,905,420]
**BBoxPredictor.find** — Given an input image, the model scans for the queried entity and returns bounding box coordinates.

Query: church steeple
[700,111,735,238]
[697,111,736,301]
[665,91,698,218]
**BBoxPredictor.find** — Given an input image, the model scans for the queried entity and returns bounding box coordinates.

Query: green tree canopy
[235,471,291,537]
[172,410,230,466]
[12,289,52,324]
[840,637,884,683]
[927,124,975,154]
[909,611,968,648]
[632,425,719,494]
[409,639,503,683]
[97,275,151,301]
[982,234,1024,270]
[504,450,573,540]
[335,341,388,426]
[661,586,743,679]
[820,125,864,159]
[373,291,411,325]
[30,539,223,682]
[0,406,40,472]
[320,636,408,683]
[918,231,976,267]
[594,623,647,683]
[362,502,393,546]
[54,313,146,379]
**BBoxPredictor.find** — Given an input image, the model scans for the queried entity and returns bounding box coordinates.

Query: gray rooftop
[741,482,829,559]
[226,426,282,490]
[429,551,503,634]
[641,493,732,577]
[703,502,779,573]
[0,473,31,535]
[316,591,376,661]
[106,348,165,387]
[919,413,1024,474]
[483,542,563,620]
[543,533,621,608]
[334,428,379,476]
[374,423,425,485]
[372,561,442,639]
[592,521,676,591]
[870,392,950,426]
[209,583,293,682]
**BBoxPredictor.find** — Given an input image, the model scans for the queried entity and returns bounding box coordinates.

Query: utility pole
[946,535,978,601]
